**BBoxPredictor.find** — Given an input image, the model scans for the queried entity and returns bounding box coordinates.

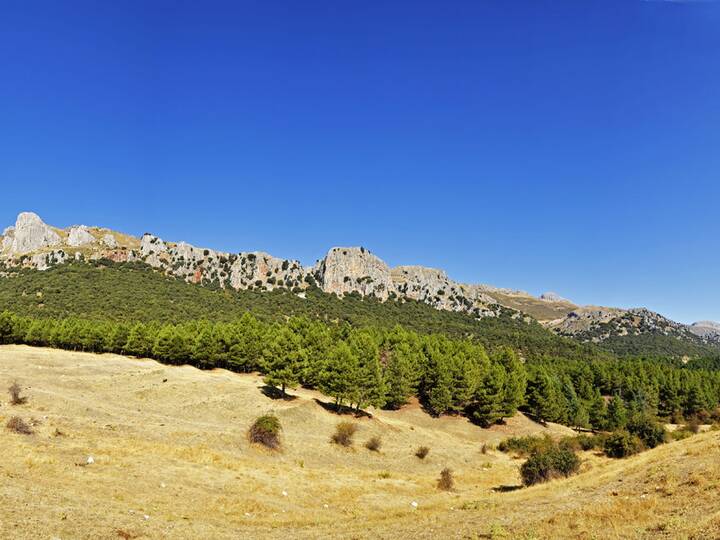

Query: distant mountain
[689,321,720,340]
[1,211,716,357]
[0,211,574,320]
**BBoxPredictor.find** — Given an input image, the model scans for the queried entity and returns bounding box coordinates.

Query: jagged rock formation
[1,212,61,255]
[1,211,716,349]
[540,291,571,303]
[689,321,720,342]
[547,306,715,347]
[67,226,96,247]
[314,247,394,300]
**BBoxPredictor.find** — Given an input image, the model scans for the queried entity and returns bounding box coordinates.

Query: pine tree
[192,325,224,369]
[125,323,153,357]
[348,330,386,411]
[471,362,506,427]
[383,342,417,409]
[319,341,358,410]
[262,326,306,397]
[494,347,527,419]
[606,395,628,430]
[525,368,564,424]
[107,324,130,354]
[588,388,607,430]
[153,325,186,364]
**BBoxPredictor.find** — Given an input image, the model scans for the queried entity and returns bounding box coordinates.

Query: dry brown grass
[437,468,454,491]
[331,421,358,447]
[365,436,382,452]
[8,381,27,405]
[0,344,716,539]
[6,415,33,435]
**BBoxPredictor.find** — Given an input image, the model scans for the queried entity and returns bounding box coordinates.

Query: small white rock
[143,514,150,521]
[86,456,95,465]
[160,482,166,488]
[281,490,288,497]
[323,504,329,509]
[411,501,418,509]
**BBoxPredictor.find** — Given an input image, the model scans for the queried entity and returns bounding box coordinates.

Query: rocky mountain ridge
[1,212,717,351]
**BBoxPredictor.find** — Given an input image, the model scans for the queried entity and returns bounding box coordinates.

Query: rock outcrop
[1,212,61,255]
[314,247,394,300]
[67,226,96,247]
[4,210,713,348]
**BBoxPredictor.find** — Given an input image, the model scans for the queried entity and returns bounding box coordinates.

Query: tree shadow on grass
[314,398,372,419]
[492,484,524,493]
[259,385,298,401]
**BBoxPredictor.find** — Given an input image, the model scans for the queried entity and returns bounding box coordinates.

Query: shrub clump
[627,415,667,449]
[365,436,382,452]
[248,414,282,450]
[6,416,33,435]
[498,435,554,457]
[437,467,454,491]
[603,430,644,458]
[331,422,358,447]
[415,445,430,459]
[520,445,580,486]
[8,382,27,405]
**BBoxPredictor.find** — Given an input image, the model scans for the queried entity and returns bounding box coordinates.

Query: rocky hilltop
[0,212,556,319]
[1,212,715,352]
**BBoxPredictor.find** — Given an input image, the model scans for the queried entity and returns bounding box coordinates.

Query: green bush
[520,446,580,486]
[603,430,644,458]
[627,415,667,449]
[498,435,554,457]
[248,414,282,450]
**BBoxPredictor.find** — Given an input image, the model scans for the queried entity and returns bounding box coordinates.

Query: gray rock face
[314,247,394,300]
[1,212,61,255]
[689,321,720,340]
[540,292,571,303]
[101,234,118,248]
[230,252,305,291]
[140,234,167,267]
[391,265,495,312]
[67,226,96,247]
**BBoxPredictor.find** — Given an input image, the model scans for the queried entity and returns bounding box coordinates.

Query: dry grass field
[0,345,718,539]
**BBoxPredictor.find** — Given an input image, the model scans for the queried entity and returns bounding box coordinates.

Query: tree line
[1,310,718,429]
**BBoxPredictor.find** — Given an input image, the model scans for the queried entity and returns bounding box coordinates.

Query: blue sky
[1,1,719,323]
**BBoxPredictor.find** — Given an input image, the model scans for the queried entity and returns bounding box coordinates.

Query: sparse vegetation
[8,381,27,405]
[6,415,32,435]
[365,436,382,452]
[415,445,430,459]
[331,421,358,447]
[248,414,282,450]
[437,467,454,491]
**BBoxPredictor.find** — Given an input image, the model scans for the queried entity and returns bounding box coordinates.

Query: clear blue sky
[1,1,719,323]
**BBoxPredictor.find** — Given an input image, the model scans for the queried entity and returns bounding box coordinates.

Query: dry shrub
[6,416,33,435]
[331,422,358,447]
[8,382,27,405]
[415,445,430,459]
[481,443,489,454]
[438,467,454,491]
[365,436,382,452]
[248,414,282,450]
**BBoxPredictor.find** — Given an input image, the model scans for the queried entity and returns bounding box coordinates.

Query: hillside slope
[2,211,717,358]
[1,345,718,539]
[0,261,608,361]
